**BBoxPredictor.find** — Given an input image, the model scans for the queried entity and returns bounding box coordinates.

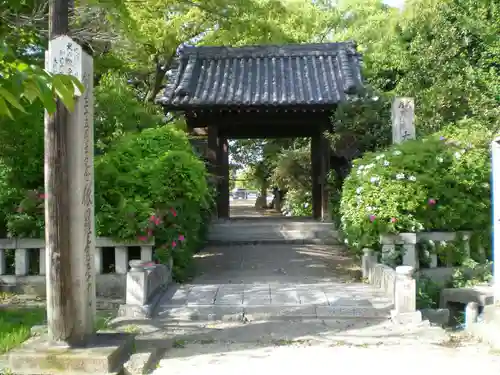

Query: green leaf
[33,77,56,114]
[0,86,27,113]
[0,96,14,119]
[52,75,76,112]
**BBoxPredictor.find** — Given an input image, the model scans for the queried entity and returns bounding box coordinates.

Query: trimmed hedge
[95,126,213,281]
[340,120,492,258]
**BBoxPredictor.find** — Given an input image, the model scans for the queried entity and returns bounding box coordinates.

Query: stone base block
[8,333,134,375]
[420,308,450,326]
[118,285,169,319]
[390,310,422,325]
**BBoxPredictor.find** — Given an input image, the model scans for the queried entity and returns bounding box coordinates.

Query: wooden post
[45,0,96,346]
[320,127,330,221]
[207,126,219,217]
[217,135,230,219]
[311,133,322,220]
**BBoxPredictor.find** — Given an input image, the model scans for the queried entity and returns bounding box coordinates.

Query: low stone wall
[0,237,155,299]
[118,259,173,319]
[379,231,482,285]
[362,248,422,325]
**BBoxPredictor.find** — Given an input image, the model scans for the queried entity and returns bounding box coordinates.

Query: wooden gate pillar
[311,133,322,220]
[311,126,330,221]
[207,125,219,217]
[217,134,230,219]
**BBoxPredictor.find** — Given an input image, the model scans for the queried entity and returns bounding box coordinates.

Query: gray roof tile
[158,42,363,109]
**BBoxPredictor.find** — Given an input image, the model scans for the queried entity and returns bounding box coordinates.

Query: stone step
[155,304,392,322]
[208,220,340,244]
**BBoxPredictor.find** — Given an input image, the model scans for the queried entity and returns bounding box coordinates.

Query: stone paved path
[155,243,392,321]
[115,227,500,374]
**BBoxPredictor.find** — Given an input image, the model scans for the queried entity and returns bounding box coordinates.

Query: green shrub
[95,126,213,281]
[340,120,492,258]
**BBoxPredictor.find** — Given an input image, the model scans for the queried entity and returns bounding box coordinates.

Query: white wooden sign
[492,137,500,303]
[45,35,96,339]
[391,97,415,144]
[46,35,85,95]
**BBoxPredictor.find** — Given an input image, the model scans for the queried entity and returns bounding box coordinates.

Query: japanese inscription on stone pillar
[391,97,415,144]
[45,35,96,337]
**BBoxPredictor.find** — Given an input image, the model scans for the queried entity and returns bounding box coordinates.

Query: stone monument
[8,35,133,375]
[391,97,415,144]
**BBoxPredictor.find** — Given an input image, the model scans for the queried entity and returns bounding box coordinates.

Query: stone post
[391,97,415,144]
[45,35,96,344]
[126,260,148,306]
[362,248,376,279]
[465,302,479,328]
[492,137,500,303]
[391,265,422,325]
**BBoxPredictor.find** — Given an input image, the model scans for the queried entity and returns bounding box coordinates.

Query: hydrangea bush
[340,121,492,258]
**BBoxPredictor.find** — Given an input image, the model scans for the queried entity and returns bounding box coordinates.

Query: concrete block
[420,308,450,326]
[8,333,134,374]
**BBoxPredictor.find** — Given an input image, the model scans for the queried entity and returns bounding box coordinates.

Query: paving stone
[244,305,317,320]
[215,285,244,305]
[270,285,300,305]
[160,306,244,321]
[315,305,391,319]
[186,285,219,305]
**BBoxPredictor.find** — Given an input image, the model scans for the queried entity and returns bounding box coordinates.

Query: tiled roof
[158,42,363,109]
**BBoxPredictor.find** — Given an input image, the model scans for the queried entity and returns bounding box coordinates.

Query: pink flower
[170,208,177,217]
[369,215,376,222]
[428,198,436,205]
[178,234,185,241]
[38,193,46,199]
[149,215,161,226]
[138,236,147,242]
[390,217,397,223]
[172,240,177,248]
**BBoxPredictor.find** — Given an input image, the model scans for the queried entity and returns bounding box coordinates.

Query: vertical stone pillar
[465,302,479,328]
[15,248,29,276]
[391,265,422,324]
[45,35,96,344]
[402,243,418,268]
[362,248,376,279]
[0,249,5,275]
[140,246,153,262]
[94,247,103,274]
[39,248,46,276]
[125,260,148,306]
[115,246,128,274]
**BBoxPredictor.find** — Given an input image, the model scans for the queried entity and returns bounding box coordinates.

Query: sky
[383,0,405,8]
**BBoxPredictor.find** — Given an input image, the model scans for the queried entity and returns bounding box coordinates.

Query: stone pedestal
[361,248,377,279]
[391,265,422,325]
[8,333,134,375]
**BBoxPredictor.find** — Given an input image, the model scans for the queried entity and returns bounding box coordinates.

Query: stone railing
[0,237,155,298]
[362,248,422,325]
[118,259,173,319]
[379,231,478,284]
